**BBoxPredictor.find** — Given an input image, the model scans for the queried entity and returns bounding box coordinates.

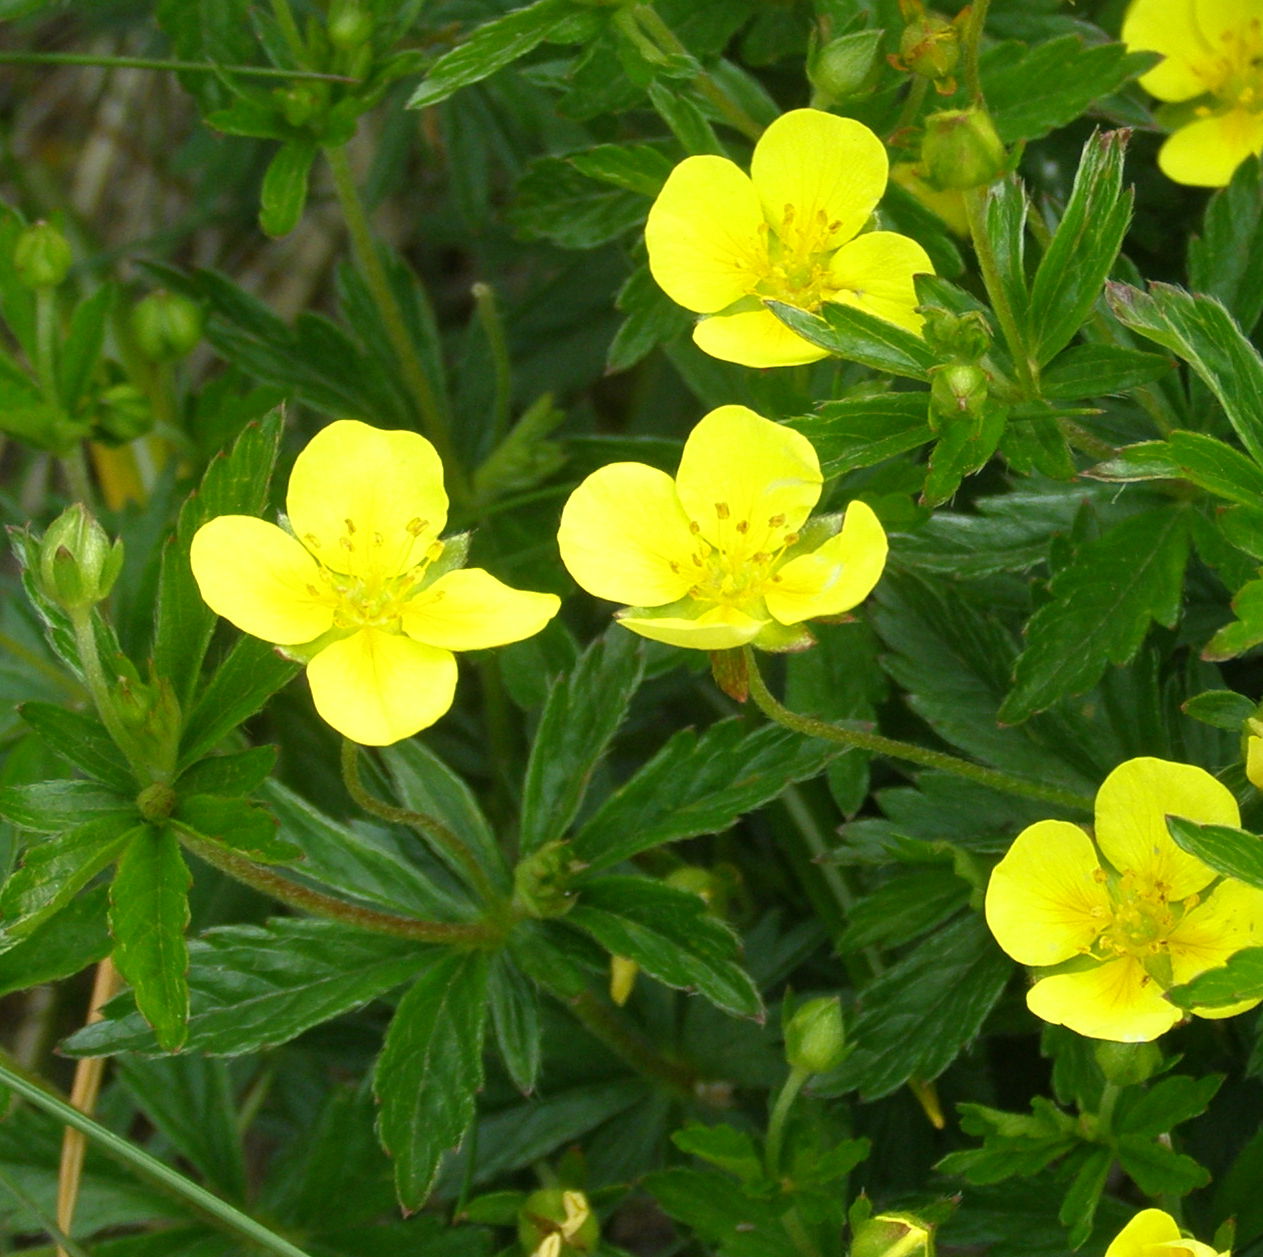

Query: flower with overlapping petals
[190,420,559,746]
[1106,1209,1227,1257]
[557,405,887,651]
[1124,0,1263,186]
[985,757,1263,1042]
[644,108,933,368]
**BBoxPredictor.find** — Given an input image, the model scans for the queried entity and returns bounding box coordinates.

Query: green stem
[178,828,498,946]
[340,739,500,906]
[471,282,513,449]
[60,445,95,513]
[781,1206,825,1257]
[1096,1080,1120,1137]
[888,75,929,146]
[324,144,465,497]
[964,185,1039,399]
[68,609,147,783]
[743,648,1094,814]
[765,1065,810,1178]
[631,4,764,142]
[0,1059,317,1257]
[961,0,991,104]
[0,50,353,81]
[34,286,59,404]
[1058,417,1116,461]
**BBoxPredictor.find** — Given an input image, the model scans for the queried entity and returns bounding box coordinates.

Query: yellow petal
[1167,877,1263,989]
[1247,732,1263,788]
[890,162,970,237]
[644,155,765,314]
[674,405,822,565]
[306,628,457,746]
[1158,109,1263,187]
[826,230,933,335]
[1123,0,1226,101]
[1106,1209,1183,1257]
[750,109,887,253]
[1026,956,1183,1042]
[617,603,767,650]
[286,419,448,581]
[401,567,559,651]
[693,307,830,368]
[984,820,1111,966]
[765,499,887,624]
[557,462,696,606]
[190,515,334,645]
[1094,757,1235,898]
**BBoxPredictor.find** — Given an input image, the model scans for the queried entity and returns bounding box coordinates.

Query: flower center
[678,501,799,613]
[301,515,441,633]
[1097,872,1179,961]
[750,205,848,312]
[1196,19,1263,113]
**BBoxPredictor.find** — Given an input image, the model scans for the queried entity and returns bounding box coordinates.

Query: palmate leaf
[1188,155,1263,335]
[1166,817,1263,889]
[766,300,936,380]
[786,392,933,477]
[1167,947,1263,1009]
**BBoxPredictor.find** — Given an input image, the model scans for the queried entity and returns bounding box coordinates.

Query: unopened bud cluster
[38,504,124,612]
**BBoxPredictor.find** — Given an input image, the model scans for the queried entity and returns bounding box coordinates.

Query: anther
[689,520,701,535]
[406,517,428,536]
[304,533,321,549]
[344,518,356,534]
[339,537,354,551]
[768,513,786,528]
[715,502,730,520]
[736,520,749,534]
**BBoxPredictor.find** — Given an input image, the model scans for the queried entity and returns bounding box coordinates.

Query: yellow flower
[1246,719,1263,787]
[1123,0,1263,186]
[557,404,887,651]
[984,756,1263,1041]
[1106,1208,1227,1257]
[644,108,933,368]
[190,419,559,746]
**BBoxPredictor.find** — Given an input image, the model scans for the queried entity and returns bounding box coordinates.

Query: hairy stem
[0,50,354,81]
[961,0,991,104]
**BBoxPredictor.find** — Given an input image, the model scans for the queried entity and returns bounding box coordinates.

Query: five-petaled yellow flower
[985,756,1263,1042]
[1123,0,1263,186]
[644,108,933,368]
[190,420,559,746]
[1106,1209,1227,1257]
[556,404,887,651]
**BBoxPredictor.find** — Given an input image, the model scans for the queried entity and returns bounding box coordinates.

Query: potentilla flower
[644,108,933,368]
[1123,0,1263,186]
[985,757,1263,1042]
[190,419,559,746]
[1106,1209,1227,1257]
[556,404,887,651]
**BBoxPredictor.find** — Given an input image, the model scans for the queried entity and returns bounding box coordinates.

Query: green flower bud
[513,841,582,919]
[930,363,989,428]
[921,308,991,363]
[275,82,328,129]
[785,995,848,1075]
[898,13,959,82]
[1094,1040,1163,1087]
[921,108,1007,192]
[95,383,153,443]
[809,29,884,105]
[14,220,73,289]
[327,0,374,50]
[518,1189,599,1255]
[131,290,204,361]
[37,504,124,612]
[851,1212,933,1257]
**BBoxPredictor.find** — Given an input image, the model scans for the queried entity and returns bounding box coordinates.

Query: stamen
[344,518,356,534]
[736,520,749,534]
[714,502,731,520]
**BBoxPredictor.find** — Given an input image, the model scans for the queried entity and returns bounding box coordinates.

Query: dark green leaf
[1107,281,1263,467]
[922,400,1008,507]
[258,140,316,238]
[567,876,761,1018]
[1188,156,1263,335]
[1114,1074,1222,1136]
[1167,946,1263,1009]
[1041,345,1172,400]
[509,157,647,249]
[1115,1134,1210,1197]
[1181,689,1255,731]
[487,952,541,1094]
[406,0,574,110]
[65,918,429,1056]
[58,283,116,409]
[1059,1145,1111,1250]
[766,300,937,380]
[0,779,132,832]
[978,176,1029,339]
[573,719,838,872]
[0,883,109,998]
[671,1123,764,1185]
[645,1168,798,1257]
[1029,130,1132,365]
[175,745,277,798]
[110,825,191,1052]
[1000,509,1190,722]
[1204,576,1263,659]
[1166,817,1263,889]
[647,79,724,157]
[607,263,692,373]
[787,392,933,477]
[567,143,672,197]
[1090,430,1263,508]
[18,702,134,792]
[175,794,299,864]
[838,871,970,954]
[519,627,644,856]
[374,951,490,1210]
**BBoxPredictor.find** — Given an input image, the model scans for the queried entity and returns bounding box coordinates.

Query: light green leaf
[766,300,937,380]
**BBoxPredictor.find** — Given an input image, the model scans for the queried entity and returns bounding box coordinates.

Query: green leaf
[406,0,574,110]
[0,883,109,998]
[786,392,933,477]
[175,745,277,798]
[1204,576,1263,659]
[1029,130,1132,365]
[1091,430,1263,509]
[258,140,316,238]
[645,1167,798,1257]
[1107,281,1263,467]
[671,1123,764,1185]
[1166,817,1263,889]
[837,870,970,954]
[1114,1074,1222,1136]
[509,157,648,249]
[572,719,839,872]
[0,814,132,947]
[607,263,692,373]
[1182,689,1255,731]
[819,914,1010,1100]
[174,795,300,864]
[1040,345,1173,400]
[374,951,490,1210]
[1167,946,1263,1009]
[1059,1145,1111,1251]
[922,400,1008,507]
[110,826,191,1052]
[155,410,283,713]
[1000,509,1190,723]
[567,876,761,1018]
[1115,1134,1210,1197]
[766,300,937,380]
[519,627,644,856]
[17,702,134,793]
[977,176,1030,340]
[487,953,541,1095]
[567,143,672,197]
[66,918,428,1056]
[0,779,132,832]
[1188,156,1263,335]
[59,283,116,409]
